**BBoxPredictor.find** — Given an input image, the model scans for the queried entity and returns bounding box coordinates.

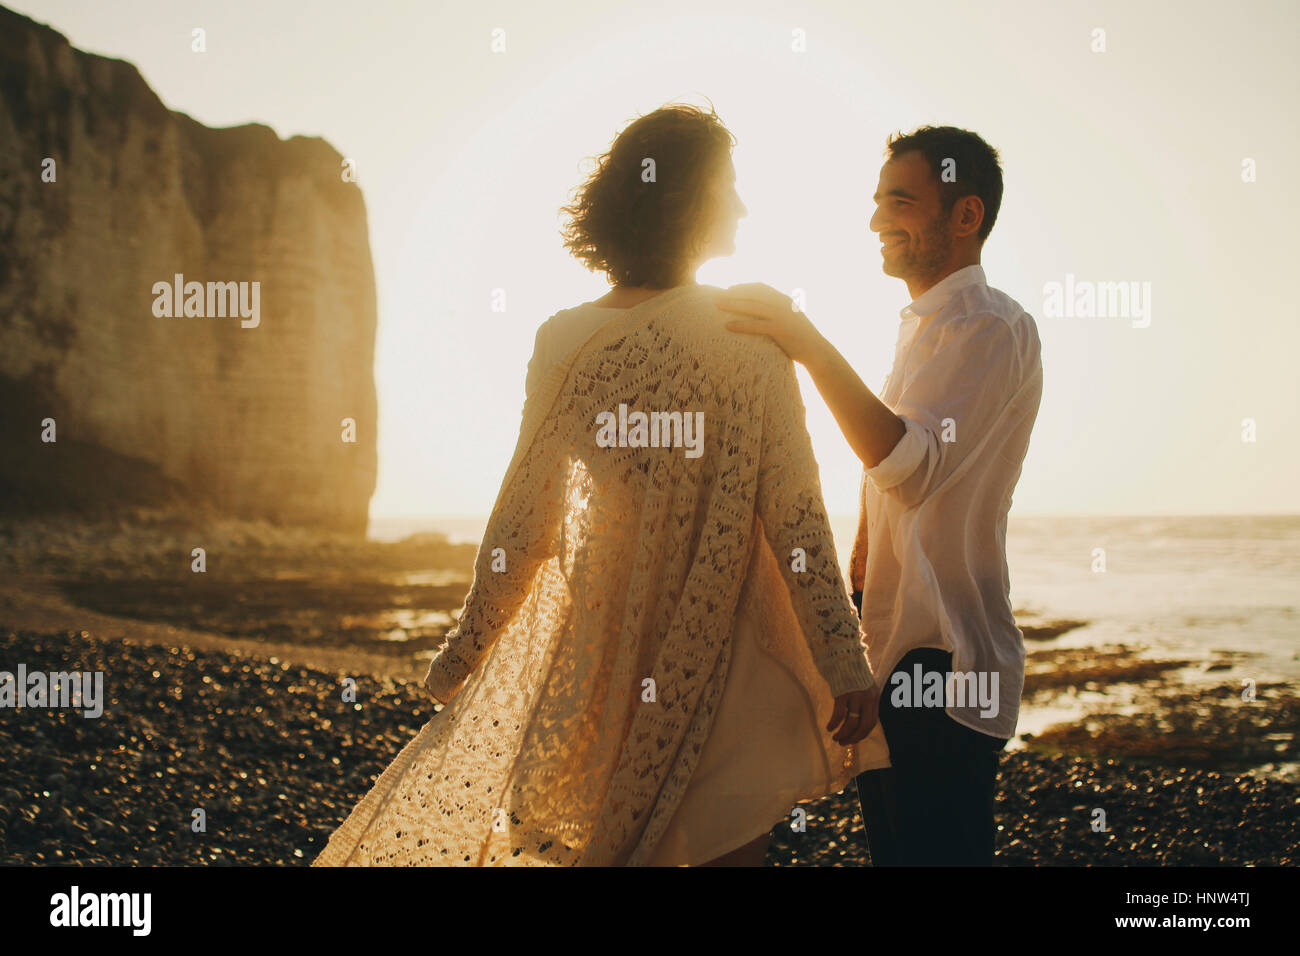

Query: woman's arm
[754,357,873,692]
[423,324,564,704]
[422,461,563,704]
[752,348,880,741]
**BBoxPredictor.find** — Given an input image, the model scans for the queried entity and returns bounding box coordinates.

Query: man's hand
[717,283,829,367]
[827,685,881,745]
[722,282,907,470]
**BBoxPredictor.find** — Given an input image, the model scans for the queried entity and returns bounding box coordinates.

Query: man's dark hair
[561,104,735,287]
[886,126,1003,241]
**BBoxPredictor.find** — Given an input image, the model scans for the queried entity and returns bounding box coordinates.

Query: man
[718,126,1043,866]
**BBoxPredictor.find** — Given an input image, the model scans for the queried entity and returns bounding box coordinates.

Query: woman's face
[696,157,747,262]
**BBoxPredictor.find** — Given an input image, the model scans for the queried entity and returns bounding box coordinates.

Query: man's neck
[905,255,981,302]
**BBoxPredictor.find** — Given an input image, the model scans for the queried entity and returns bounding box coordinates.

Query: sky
[13,0,1299,518]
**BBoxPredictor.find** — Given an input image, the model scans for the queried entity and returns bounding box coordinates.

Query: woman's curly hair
[560,104,736,288]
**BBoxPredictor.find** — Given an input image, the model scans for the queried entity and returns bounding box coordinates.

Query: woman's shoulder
[542,300,621,329]
[538,288,786,369]
[660,286,787,364]
[530,303,624,368]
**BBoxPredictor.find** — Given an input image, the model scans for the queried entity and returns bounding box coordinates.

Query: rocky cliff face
[0,6,378,534]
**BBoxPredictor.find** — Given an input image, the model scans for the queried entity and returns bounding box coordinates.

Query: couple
[313,104,1042,867]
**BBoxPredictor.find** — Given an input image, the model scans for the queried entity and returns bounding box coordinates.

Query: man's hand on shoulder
[717,282,829,367]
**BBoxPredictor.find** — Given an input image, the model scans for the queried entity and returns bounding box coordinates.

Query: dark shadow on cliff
[0,372,195,518]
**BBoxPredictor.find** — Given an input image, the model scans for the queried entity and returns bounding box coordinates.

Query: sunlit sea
[369,513,1300,685]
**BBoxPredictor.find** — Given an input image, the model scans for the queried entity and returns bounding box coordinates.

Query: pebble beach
[1,511,1296,866]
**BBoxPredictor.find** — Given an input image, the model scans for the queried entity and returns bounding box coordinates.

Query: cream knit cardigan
[312,285,878,867]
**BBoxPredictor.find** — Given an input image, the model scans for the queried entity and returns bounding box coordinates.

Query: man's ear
[953,195,985,239]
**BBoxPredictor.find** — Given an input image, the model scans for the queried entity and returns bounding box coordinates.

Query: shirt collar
[899,264,987,322]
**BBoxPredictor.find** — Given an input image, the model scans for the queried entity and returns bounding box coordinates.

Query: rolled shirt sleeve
[868,314,1019,509]
[864,415,928,491]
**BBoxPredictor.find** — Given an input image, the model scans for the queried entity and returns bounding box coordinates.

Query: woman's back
[528,289,892,866]
[313,285,878,866]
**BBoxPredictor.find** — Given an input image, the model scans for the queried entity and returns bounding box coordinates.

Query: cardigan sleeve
[423,458,565,704]
[423,345,566,705]
[523,320,550,403]
[754,354,876,697]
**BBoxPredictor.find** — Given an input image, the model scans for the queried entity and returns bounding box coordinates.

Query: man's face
[869,151,954,284]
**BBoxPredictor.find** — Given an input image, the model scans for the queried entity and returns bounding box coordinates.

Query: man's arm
[716,283,906,468]
[719,284,1023,511]
[804,336,907,469]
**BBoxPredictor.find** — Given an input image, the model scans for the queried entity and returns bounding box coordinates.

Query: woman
[312,104,888,868]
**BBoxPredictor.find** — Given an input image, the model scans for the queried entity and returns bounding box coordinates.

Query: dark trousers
[852,591,1007,866]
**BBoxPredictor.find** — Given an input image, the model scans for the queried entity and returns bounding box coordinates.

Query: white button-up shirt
[848,264,1042,739]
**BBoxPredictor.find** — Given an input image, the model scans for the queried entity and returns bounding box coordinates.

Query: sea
[368,513,1300,689]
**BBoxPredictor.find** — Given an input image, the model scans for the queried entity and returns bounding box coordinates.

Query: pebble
[1,629,1295,866]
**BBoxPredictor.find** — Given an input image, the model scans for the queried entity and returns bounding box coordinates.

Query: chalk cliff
[0,6,378,533]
